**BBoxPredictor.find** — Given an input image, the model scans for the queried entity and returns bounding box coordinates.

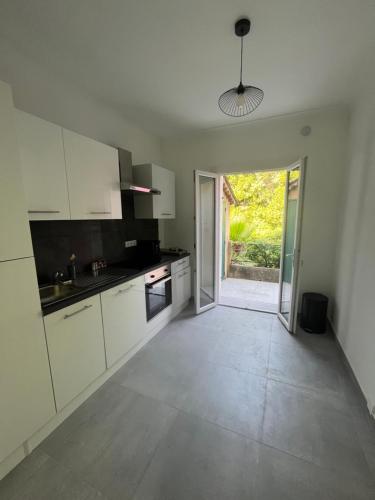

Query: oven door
[145,275,172,321]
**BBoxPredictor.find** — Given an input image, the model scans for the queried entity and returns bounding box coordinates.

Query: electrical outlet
[124,240,137,248]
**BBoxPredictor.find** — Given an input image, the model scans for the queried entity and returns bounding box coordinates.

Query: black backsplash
[30,192,158,284]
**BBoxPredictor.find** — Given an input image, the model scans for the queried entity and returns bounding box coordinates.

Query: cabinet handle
[89,211,111,215]
[178,271,189,278]
[161,212,172,216]
[177,260,185,266]
[63,304,92,319]
[28,210,61,214]
[116,284,135,294]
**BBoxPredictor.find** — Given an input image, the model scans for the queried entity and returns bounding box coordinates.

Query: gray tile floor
[1,305,375,499]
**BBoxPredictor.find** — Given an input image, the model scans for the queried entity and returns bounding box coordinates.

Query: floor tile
[352,407,375,477]
[255,443,375,500]
[0,449,104,500]
[268,339,347,400]
[149,319,219,359]
[133,412,259,500]
[42,381,133,459]
[0,448,50,500]
[271,317,340,357]
[177,304,273,337]
[113,338,201,407]
[209,331,270,376]
[262,379,373,484]
[44,387,177,500]
[81,393,177,500]
[179,362,266,440]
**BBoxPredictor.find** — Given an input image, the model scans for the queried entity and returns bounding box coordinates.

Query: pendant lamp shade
[218,18,264,117]
[218,83,264,117]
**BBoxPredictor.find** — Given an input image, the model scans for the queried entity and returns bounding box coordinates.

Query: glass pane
[199,175,216,308]
[280,168,300,323]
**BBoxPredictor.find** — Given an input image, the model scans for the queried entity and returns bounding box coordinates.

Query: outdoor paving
[219,277,279,313]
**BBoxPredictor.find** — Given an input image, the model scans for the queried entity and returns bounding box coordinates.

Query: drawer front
[171,256,190,275]
[101,275,145,297]
[44,295,106,411]
[101,276,147,367]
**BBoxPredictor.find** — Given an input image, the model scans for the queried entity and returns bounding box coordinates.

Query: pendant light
[218,18,264,117]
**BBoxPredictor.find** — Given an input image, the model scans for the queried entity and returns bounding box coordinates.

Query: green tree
[227,171,285,244]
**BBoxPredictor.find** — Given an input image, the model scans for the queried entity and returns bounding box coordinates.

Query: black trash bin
[300,293,328,334]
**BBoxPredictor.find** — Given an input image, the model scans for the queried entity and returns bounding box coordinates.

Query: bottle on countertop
[68,253,77,280]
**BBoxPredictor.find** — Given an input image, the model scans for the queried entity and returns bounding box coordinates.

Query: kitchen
[0,80,191,477]
[1,3,375,499]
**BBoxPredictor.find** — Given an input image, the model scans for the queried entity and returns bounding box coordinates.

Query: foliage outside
[227,171,285,269]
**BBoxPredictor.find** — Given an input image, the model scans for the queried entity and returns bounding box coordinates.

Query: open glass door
[278,158,306,332]
[194,170,220,314]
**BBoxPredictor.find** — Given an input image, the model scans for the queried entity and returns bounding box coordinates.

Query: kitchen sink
[39,283,81,304]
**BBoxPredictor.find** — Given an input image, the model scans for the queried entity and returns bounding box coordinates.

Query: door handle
[63,304,92,319]
[28,210,61,214]
[89,211,111,215]
[116,284,135,294]
[146,275,172,289]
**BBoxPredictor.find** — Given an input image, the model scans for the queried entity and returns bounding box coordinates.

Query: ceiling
[1,0,375,136]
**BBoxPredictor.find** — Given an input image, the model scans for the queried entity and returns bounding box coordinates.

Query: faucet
[53,271,65,285]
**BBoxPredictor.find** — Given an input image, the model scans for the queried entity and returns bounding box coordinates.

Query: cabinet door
[181,266,192,303]
[15,110,70,220]
[0,81,33,261]
[44,295,106,411]
[63,129,121,220]
[0,258,56,463]
[172,266,191,310]
[101,276,147,368]
[152,165,175,219]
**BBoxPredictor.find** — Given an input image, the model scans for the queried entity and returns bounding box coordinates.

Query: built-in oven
[145,264,172,321]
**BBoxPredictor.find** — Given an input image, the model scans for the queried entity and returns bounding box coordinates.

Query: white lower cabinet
[172,266,191,311]
[44,295,106,411]
[0,258,56,463]
[101,276,147,368]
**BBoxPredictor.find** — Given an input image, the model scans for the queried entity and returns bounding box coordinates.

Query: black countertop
[41,253,190,316]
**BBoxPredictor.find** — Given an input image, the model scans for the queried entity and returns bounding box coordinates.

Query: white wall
[0,38,162,166]
[333,96,375,412]
[161,107,349,312]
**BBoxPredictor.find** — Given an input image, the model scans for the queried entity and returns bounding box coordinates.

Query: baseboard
[327,317,374,417]
[0,299,191,481]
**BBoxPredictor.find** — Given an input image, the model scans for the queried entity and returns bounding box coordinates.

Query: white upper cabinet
[133,164,175,219]
[0,82,33,262]
[63,129,122,220]
[15,110,70,221]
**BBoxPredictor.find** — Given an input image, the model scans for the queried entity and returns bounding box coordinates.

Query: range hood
[119,148,161,195]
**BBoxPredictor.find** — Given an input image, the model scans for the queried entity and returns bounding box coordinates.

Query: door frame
[194,170,221,314]
[277,157,307,333]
